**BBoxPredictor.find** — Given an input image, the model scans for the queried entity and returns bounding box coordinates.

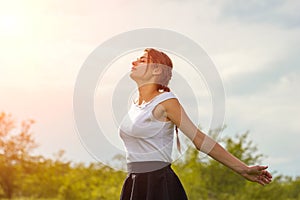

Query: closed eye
[138,56,147,62]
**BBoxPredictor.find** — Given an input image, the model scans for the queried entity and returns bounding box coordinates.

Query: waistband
[127,161,171,173]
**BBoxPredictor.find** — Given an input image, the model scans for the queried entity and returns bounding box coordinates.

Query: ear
[152,66,162,75]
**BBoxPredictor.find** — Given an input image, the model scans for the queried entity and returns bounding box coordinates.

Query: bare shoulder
[160,98,181,110]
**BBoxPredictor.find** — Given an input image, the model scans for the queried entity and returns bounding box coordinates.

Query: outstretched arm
[197,135,272,185]
[162,98,272,186]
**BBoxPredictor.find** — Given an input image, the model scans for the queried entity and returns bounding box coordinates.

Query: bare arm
[162,98,272,186]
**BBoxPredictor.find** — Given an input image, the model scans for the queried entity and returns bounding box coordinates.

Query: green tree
[174,129,266,200]
[0,112,37,199]
[206,131,264,199]
[19,151,71,199]
[173,148,208,200]
[58,162,126,200]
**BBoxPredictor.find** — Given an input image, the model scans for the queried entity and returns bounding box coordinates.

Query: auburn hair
[144,48,173,92]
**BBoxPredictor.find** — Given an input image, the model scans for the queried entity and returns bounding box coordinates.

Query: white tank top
[119,92,177,164]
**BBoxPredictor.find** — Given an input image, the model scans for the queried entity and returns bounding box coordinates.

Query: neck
[137,84,160,105]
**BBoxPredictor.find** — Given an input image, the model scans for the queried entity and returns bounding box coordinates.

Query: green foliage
[58,162,126,200]
[173,130,300,200]
[173,148,208,200]
[0,113,36,199]
[1,112,300,199]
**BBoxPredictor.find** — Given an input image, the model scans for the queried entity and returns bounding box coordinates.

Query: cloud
[218,0,300,28]
[224,46,300,96]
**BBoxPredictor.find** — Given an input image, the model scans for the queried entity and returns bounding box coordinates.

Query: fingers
[257,165,268,171]
[261,170,272,179]
[256,168,272,186]
[257,174,272,186]
[248,165,272,186]
[258,166,272,180]
[249,165,267,175]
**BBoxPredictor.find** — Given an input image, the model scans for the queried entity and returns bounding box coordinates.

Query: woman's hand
[241,165,272,186]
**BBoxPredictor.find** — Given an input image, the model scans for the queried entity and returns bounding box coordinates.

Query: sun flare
[0,15,19,31]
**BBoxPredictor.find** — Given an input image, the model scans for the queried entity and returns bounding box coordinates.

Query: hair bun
[159,85,170,92]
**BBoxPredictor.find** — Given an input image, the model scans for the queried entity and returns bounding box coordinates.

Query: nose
[132,60,137,66]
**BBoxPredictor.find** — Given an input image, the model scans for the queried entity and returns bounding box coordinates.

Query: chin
[129,73,137,81]
[129,73,134,79]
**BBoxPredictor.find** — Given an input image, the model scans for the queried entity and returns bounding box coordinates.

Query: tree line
[1,112,299,200]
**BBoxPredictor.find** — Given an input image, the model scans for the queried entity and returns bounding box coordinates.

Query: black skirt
[120,164,188,200]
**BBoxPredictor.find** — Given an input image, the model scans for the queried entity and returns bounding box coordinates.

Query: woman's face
[130,52,153,81]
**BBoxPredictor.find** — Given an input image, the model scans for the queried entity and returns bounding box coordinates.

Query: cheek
[137,65,148,74]
[130,64,150,80]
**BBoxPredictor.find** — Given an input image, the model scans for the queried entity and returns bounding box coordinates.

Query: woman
[119,48,272,200]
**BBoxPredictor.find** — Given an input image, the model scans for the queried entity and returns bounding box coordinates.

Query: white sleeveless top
[119,92,177,164]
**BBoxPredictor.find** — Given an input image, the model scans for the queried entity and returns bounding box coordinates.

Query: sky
[0,0,299,177]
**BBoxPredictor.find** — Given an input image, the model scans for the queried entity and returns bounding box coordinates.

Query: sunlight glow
[0,1,42,87]
[0,1,28,37]
[0,14,23,36]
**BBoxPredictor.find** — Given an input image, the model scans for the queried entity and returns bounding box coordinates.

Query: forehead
[140,52,148,59]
